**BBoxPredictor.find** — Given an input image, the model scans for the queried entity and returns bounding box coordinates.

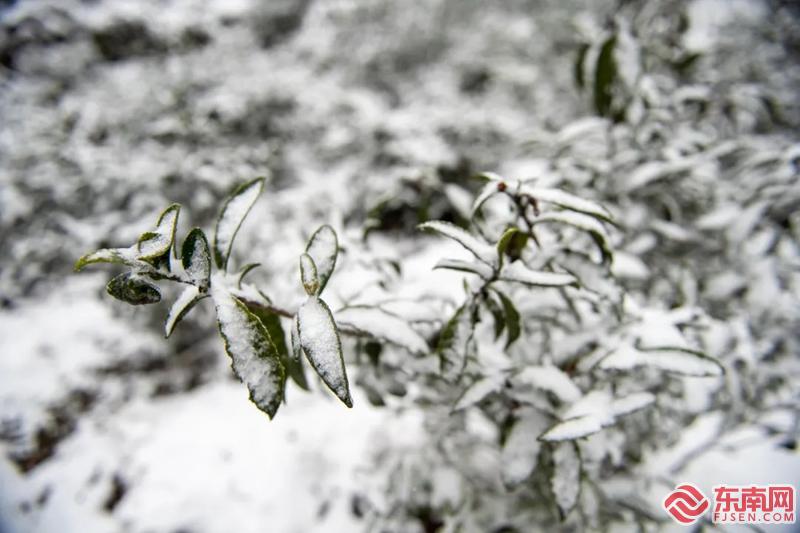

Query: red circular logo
[663,483,710,524]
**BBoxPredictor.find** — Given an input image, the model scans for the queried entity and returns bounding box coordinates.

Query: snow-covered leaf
[164,285,204,337]
[213,177,264,270]
[296,297,352,407]
[237,263,261,289]
[513,365,582,403]
[290,315,302,361]
[248,306,309,391]
[106,272,161,305]
[519,185,613,222]
[471,177,503,216]
[181,228,211,290]
[551,441,581,517]
[598,344,723,377]
[611,392,655,417]
[434,258,493,279]
[499,261,577,288]
[213,289,284,418]
[496,227,525,266]
[419,221,496,265]
[299,253,320,296]
[501,408,548,486]
[74,247,137,271]
[539,415,605,442]
[137,204,180,261]
[530,211,612,263]
[335,306,428,355]
[305,225,338,294]
[453,375,505,411]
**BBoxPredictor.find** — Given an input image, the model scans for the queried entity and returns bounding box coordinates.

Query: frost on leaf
[213,177,264,270]
[181,228,211,290]
[551,441,581,517]
[418,221,496,266]
[598,344,723,377]
[137,204,180,261]
[296,297,353,407]
[213,289,284,418]
[513,365,582,403]
[74,247,138,271]
[335,306,428,355]
[499,261,577,288]
[290,316,302,361]
[491,289,521,348]
[304,225,338,295]
[501,408,548,487]
[437,304,476,381]
[165,285,204,337]
[106,272,161,305]
[434,259,493,279]
[453,375,505,411]
[299,253,320,296]
[519,185,613,223]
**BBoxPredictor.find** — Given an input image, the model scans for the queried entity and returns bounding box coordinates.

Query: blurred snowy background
[1,0,799,531]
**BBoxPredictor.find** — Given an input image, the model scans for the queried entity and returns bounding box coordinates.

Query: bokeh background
[1,0,799,532]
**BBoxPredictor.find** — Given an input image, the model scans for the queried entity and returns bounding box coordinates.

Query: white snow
[334,306,428,355]
[214,179,263,269]
[498,261,577,288]
[418,221,497,266]
[304,225,338,292]
[551,442,580,515]
[164,284,202,337]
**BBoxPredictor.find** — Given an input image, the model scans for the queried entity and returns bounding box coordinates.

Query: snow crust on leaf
[165,285,203,338]
[519,185,613,222]
[290,316,302,361]
[501,408,548,486]
[551,441,580,516]
[297,297,352,407]
[513,365,582,403]
[138,204,180,260]
[213,288,284,418]
[181,228,211,289]
[539,415,605,441]
[305,225,338,294]
[335,306,428,355]
[74,246,138,271]
[453,375,504,411]
[611,392,655,417]
[213,178,264,270]
[433,258,493,279]
[598,344,723,377]
[418,221,496,265]
[499,261,577,287]
[299,253,320,296]
[471,179,502,216]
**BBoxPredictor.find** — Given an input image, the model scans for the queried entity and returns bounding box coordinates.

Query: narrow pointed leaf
[299,253,320,296]
[296,297,352,407]
[540,415,605,442]
[551,442,581,517]
[106,272,161,305]
[213,177,265,270]
[248,306,309,391]
[519,185,613,223]
[471,178,503,217]
[305,225,338,294]
[434,258,493,279]
[237,263,261,289]
[598,344,723,377]
[419,221,496,265]
[138,204,180,260]
[492,289,521,348]
[165,285,205,337]
[213,290,284,418]
[437,304,476,381]
[501,408,549,487]
[530,211,612,263]
[499,262,577,288]
[181,228,211,290]
[290,316,302,360]
[335,306,428,355]
[75,247,137,271]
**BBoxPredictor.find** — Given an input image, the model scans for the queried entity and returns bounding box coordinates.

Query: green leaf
[551,441,581,518]
[164,285,205,337]
[418,221,496,266]
[492,289,521,348]
[213,290,285,418]
[75,247,137,271]
[237,263,261,289]
[305,225,338,295]
[248,306,309,392]
[496,227,528,266]
[574,43,589,90]
[433,258,493,279]
[106,272,161,305]
[437,304,476,381]
[296,297,353,407]
[299,253,320,296]
[213,177,265,270]
[499,262,577,288]
[593,35,617,118]
[484,292,506,340]
[181,228,211,291]
[138,203,180,261]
